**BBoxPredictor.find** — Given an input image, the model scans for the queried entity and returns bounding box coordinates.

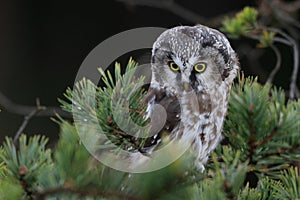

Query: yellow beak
[183,82,190,92]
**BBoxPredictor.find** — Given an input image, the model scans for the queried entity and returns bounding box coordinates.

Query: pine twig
[115,0,234,27]
[0,91,70,118]
[116,0,204,23]
[245,28,299,99]
[266,45,281,84]
[279,0,300,12]
[266,27,299,99]
[223,179,235,200]
[248,105,256,163]
[254,127,278,147]
[264,0,300,28]
[263,142,300,158]
[13,99,46,146]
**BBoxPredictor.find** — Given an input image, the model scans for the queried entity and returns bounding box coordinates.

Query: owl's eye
[168,61,180,72]
[194,62,207,73]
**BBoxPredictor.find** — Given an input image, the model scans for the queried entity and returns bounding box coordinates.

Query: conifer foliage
[0,6,300,199]
[0,58,299,199]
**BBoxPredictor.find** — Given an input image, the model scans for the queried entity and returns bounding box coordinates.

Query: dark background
[0,0,294,143]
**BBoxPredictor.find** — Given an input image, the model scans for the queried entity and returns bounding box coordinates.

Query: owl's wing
[140,87,181,152]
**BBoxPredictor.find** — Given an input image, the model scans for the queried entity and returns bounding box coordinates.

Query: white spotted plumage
[142,25,239,171]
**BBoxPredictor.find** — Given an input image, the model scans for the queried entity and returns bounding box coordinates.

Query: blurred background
[0,0,298,144]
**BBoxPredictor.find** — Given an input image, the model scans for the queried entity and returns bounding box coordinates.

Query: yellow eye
[194,62,206,73]
[168,61,180,72]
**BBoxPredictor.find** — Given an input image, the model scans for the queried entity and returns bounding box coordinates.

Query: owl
[132,24,240,171]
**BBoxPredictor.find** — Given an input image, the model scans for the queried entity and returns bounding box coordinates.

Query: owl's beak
[183,82,190,92]
[182,70,191,92]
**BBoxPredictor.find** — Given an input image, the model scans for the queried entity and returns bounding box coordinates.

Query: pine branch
[13,99,46,146]
[248,106,256,164]
[275,167,300,199]
[262,0,300,28]
[281,0,300,12]
[224,74,300,178]
[0,91,70,118]
[222,6,300,99]
[263,142,300,158]
[266,44,281,84]
[254,126,278,147]
[115,0,235,26]
[34,187,140,200]
[60,59,148,153]
[223,179,235,200]
[265,27,300,99]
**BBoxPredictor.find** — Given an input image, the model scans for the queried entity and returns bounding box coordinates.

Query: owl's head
[151,25,239,95]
